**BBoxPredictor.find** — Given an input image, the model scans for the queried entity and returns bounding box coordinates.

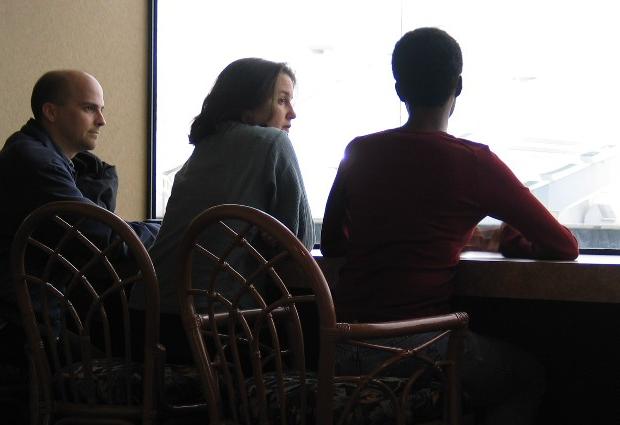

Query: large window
[152,0,620,249]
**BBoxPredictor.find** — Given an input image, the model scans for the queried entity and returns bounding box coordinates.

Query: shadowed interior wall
[0,0,149,220]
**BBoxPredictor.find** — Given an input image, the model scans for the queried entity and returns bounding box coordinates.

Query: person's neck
[41,122,77,160]
[402,100,453,133]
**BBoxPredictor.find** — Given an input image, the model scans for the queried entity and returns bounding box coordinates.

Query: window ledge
[461,250,620,265]
[314,250,620,303]
[456,251,620,303]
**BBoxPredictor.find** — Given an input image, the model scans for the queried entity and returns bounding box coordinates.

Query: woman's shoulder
[200,122,292,159]
[230,123,292,151]
[227,122,286,140]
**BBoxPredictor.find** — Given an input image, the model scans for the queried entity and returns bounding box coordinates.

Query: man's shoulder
[350,127,399,142]
[342,130,496,167]
[1,128,65,171]
[3,131,52,158]
[450,135,491,152]
[344,128,400,152]
[346,128,490,149]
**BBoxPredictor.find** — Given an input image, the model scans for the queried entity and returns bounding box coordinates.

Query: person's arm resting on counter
[475,148,579,261]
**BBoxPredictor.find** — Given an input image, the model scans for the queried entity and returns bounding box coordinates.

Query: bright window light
[154,0,620,248]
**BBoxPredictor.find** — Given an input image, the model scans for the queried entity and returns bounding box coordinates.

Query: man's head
[31,70,106,159]
[392,28,463,108]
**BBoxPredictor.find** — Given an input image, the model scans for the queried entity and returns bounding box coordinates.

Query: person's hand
[464,225,503,252]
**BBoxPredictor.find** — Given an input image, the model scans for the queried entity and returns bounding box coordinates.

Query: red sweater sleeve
[475,147,579,260]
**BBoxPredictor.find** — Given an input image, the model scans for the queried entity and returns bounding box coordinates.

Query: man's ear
[455,76,463,97]
[395,81,406,102]
[41,102,57,122]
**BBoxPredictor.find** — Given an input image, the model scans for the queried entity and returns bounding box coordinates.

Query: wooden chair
[0,299,32,424]
[176,204,470,425]
[11,201,203,425]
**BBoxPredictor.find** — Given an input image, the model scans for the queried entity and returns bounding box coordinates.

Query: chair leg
[29,354,40,425]
[445,329,465,425]
[28,353,52,425]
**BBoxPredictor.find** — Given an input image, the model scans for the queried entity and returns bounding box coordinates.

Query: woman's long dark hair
[188,58,295,145]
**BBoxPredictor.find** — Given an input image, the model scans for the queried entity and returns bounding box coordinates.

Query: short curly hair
[392,27,463,107]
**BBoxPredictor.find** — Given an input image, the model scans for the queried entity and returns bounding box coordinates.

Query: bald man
[0,70,159,308]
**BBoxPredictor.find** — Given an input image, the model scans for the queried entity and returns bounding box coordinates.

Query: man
[321,28,578,424]
[0,70,159,309]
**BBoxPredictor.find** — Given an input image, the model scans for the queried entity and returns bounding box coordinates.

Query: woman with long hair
[131,58,313,363]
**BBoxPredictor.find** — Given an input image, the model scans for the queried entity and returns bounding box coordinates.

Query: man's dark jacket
[0,119,159,306]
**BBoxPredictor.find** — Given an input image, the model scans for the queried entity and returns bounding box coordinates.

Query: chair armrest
[197,295,316,327]
[333,312,469,340]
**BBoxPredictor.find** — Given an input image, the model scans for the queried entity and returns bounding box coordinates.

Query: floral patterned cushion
[61,358,203,406]
[243,372,443,425]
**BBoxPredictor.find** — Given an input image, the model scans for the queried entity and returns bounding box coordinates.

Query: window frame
[147,0,158,220]
[147,0,620,255]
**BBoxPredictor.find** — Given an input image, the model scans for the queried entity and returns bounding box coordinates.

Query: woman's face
[248,72,296,132]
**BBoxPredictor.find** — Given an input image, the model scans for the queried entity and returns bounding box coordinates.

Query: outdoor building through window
[153,0,620,249]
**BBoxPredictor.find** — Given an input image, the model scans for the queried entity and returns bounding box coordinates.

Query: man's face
[47,73,106,158]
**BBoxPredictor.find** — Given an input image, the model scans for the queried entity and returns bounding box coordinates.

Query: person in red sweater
[321,27,579,425]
